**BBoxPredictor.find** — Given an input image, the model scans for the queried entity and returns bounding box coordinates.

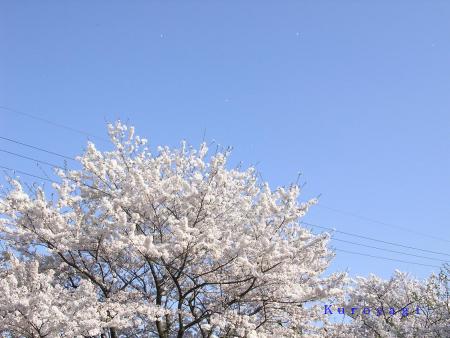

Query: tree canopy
[0,122,448,337]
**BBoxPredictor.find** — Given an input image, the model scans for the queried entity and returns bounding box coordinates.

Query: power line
[0,136,76,161]
[302,221,450,258]
[334,248,441,269]
[0,164,110,196]
[330,237,449,263]
[0,105,109,143]
[0,165,55,183]
[0,148,64,170]
[317,204,450,244]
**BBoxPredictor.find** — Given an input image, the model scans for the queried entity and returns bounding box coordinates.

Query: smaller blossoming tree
[326,268,450,337]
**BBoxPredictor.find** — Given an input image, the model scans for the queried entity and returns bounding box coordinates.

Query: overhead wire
[0,165,55,183]
[0,105,109,142]
[302,221,450,258]
[330,237,448,263]
[0,148,64,169]
[316,204,450,244]
[0,136,76,161]
[333,249,441,269]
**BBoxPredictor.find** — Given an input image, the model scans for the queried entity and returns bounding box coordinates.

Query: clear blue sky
[1,1,449,279]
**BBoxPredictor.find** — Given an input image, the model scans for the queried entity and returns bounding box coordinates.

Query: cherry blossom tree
[326,268,450,338]
[0,122,345,337]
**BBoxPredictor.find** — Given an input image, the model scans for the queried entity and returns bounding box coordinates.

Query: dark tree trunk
[110,328,118,338]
